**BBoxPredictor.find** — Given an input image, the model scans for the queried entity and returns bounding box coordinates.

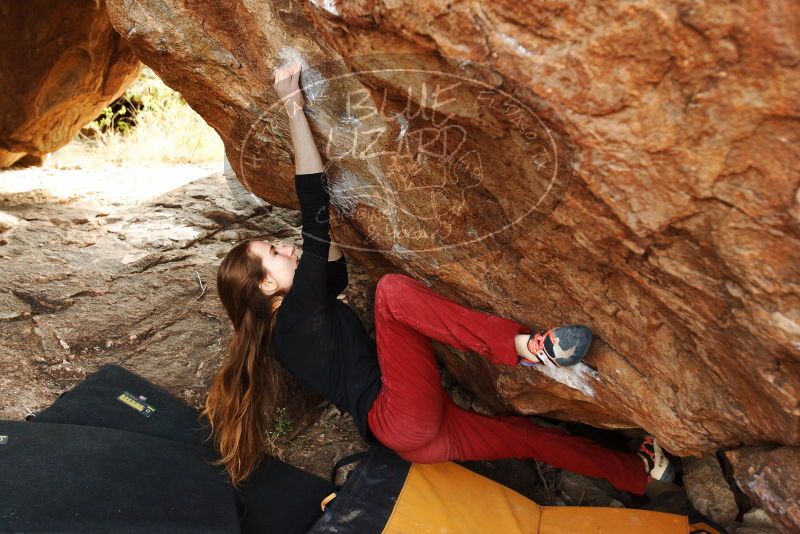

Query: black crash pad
[0,420,240,533]
[29,363,333,534]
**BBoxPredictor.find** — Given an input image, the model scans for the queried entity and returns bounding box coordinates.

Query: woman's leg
[367,273,649,495]
[368,273,516,453]
[373,273,531,366]
[401,400,649,495]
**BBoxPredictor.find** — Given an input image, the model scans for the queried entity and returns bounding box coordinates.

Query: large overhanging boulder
[0,0,141,168]
[105,0,799,456]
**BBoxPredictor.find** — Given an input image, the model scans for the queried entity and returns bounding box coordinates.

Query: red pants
[366,273,649,495]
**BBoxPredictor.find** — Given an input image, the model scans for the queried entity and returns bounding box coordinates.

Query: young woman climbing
[202,62,675,493]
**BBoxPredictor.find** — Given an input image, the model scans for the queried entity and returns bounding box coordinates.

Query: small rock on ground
[683,454,740,528]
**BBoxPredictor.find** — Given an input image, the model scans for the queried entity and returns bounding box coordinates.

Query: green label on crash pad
[0,435,7,444]
[117,391,156,418]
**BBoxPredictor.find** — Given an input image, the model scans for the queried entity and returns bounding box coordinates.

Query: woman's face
[248,240,298,295]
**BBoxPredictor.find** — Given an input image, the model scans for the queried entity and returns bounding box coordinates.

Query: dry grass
[46,67,224,170]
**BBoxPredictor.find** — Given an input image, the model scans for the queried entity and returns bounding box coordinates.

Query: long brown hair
[200,237,289,488]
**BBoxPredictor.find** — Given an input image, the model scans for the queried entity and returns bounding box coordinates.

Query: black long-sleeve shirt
[271,172,382,440]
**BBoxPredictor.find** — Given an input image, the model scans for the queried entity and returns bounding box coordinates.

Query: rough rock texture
[736,508,780,534]
[642,481,693,517]
[0,168,271,416]
[683,455,739,527]
[0,0,141,168]
[104,0,800,455]
[558,471,625,508]
[725,446,800,533]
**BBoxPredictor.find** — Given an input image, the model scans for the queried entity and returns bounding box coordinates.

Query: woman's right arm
[274,63,344,308]
[275,63,343,261]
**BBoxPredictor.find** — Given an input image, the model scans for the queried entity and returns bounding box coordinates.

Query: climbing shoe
[518,324,593,368]
[638,436,676,483]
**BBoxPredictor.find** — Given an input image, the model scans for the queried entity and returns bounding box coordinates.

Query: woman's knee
[395,437,449,464]
[376,273,414,299]
[370,405,446,455]
[374,273,415,315]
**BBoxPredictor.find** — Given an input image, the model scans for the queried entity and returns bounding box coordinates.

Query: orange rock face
[0,0,141,167]
[105,0,800,455]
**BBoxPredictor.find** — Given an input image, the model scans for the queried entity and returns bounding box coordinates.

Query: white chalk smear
[326,168,361,216]
[309,0,339,16]
[497,32,539,59]
[340,113,362,126]
[276,47,328,102]
[325,167,390,216]
[394,113,409,140]
[533,362,599,398]
[391,243,412,256]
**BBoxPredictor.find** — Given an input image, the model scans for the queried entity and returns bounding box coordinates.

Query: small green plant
[271,407,293,438]
[84,102,135,136]
[49,66,223,168]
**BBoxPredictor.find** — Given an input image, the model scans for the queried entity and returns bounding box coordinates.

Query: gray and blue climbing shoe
[638,436,676,483]
[519,324,593,367]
